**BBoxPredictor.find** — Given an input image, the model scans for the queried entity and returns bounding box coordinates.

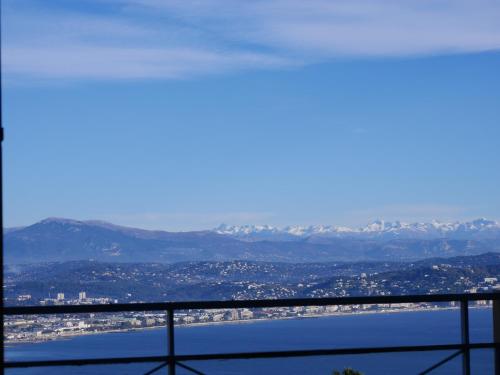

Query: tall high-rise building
[79,291,87,300]
[56,293,64,301]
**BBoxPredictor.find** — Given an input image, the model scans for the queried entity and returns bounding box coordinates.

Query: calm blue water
[5,308,495,374]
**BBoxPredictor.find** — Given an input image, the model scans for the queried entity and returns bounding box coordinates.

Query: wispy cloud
[3,0,500,81]
[132,0,500,55]
[5,46,291,80]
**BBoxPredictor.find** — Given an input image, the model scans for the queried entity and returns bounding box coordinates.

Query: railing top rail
[4,292,499,315]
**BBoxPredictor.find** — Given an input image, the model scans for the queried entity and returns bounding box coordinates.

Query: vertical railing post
[493,295,500,375]
[461,298,471,375]
[0,10,5,369]
[167,308,176,375]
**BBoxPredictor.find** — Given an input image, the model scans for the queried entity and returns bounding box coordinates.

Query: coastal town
[5,252,500,344]
[5,274,498,344]
[5,297,493,344]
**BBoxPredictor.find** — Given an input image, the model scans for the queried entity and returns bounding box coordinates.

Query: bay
[5,308,495,374]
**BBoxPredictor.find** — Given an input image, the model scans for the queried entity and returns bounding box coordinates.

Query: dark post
[0,2,5,368]
[167,309,176,375]
[461,298,471,375]
[493,296,500,374]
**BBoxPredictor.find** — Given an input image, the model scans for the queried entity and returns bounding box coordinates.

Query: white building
[240,309,253,319]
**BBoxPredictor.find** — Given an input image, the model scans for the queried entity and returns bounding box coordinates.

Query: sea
[5,308,495,374]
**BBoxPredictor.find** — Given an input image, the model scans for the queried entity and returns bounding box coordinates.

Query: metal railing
[3,293,500,374]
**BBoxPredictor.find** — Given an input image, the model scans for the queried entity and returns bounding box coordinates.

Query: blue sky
[3,0,500,230]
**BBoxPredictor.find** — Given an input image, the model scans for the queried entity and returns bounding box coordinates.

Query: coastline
[5,305,491,346]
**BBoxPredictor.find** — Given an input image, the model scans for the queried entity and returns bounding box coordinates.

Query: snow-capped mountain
[215,224,355,241]
[214,218,500,241]
[5,217,500,264]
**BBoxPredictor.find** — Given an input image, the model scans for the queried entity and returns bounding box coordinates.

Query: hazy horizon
[5,215,500,233]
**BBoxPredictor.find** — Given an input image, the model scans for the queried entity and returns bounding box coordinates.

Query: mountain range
[5,217,500,264]
[215,218,500,241]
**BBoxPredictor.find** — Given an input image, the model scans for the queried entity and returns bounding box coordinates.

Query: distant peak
[39,217,85,225]
[471,218,495,225]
